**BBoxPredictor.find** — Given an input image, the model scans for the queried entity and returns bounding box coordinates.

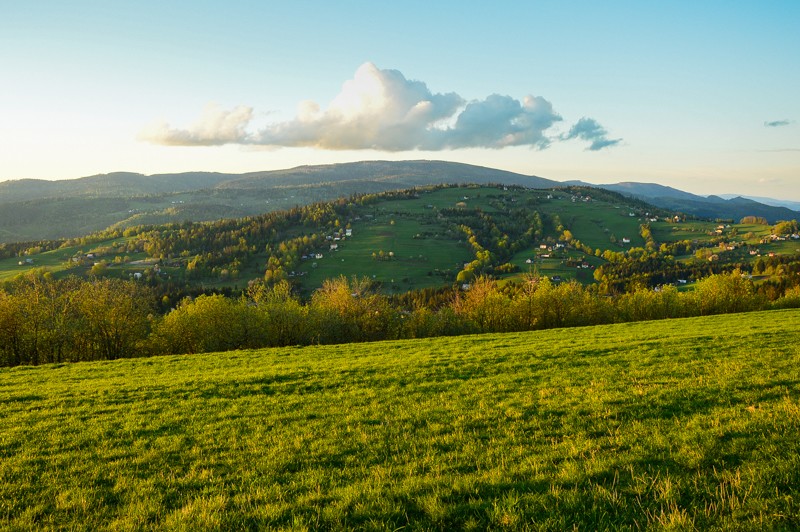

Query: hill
[0,161,557,242]
[2,309,799,529]
[2,160,796,243]
[3,182,798,297]
[590,182,799,223]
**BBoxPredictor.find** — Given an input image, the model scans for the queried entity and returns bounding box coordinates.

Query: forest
[2,268,800,367]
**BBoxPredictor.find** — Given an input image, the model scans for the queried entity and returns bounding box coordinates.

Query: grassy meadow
[2,309,800,529]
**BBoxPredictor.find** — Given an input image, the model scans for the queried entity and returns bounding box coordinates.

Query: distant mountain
[717,194,800,212]
[220,160,559,190]
[0,160,797,243]
[0,172,236,202]
[0,161,558,242]
[573,182,799,224]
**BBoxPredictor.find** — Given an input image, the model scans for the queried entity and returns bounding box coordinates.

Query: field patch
[2,310,800,529]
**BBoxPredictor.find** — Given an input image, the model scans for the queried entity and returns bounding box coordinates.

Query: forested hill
[0,161,556,203]
[1,160,797,243]
[0,161,555,242]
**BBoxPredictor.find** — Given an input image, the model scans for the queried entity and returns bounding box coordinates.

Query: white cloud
[140,62,620,152]
[139,103,253,146]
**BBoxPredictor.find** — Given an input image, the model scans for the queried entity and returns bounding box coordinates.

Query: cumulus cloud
[140,62,620,152]
[764,119,793,127]
[561,117,622,151]
[139,103,253,146]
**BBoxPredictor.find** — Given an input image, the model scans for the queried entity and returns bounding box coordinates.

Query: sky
[2,1,799,199]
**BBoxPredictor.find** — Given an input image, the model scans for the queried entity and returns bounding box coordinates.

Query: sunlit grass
[2,309,800,529]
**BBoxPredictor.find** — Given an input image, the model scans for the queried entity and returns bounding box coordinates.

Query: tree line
[2,270,800,367]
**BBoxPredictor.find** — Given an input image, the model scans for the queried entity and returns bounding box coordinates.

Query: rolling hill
[0,161,797,243]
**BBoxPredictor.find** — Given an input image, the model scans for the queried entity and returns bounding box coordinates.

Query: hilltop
[1,160,797,242]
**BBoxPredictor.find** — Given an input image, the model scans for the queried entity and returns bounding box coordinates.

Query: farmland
[3,184,799,296]
[2,309,800,529]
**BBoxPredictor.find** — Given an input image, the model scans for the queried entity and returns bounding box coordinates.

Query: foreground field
[2,310,800,529]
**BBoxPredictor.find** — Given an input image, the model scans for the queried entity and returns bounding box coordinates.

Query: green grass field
[296,218,471,294]
[2,309,800,529]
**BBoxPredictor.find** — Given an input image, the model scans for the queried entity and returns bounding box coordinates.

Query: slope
[2,309,799,529]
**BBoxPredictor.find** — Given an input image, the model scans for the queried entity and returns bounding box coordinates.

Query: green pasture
[2,309,800,529]
[0,238,138,281]
[296,218,472,294]
[538,199,646,251]
[504,247,603,284]
[376,186,518,215]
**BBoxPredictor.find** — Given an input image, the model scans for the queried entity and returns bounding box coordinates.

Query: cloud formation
[139,103,253,146]
[764,119,793,128]
[140,62,619,152]
[561,117,622,151]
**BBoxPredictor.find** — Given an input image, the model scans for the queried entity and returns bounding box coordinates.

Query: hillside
[0,185,662,292]
[1,160,796,243]
[2,309,799,529]
[593,182,799,223]
[3,183,799,299]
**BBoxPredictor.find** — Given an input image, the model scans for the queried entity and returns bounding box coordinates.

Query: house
[330,243,338,250]
[621,237,631,244]
[525,258,533,264]
[133,272,142,280]
[315,253,323,259]
[539,244,548,249]
[345,229,352,237]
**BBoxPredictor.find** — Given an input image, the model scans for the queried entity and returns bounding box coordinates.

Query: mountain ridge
[0,160,797,243]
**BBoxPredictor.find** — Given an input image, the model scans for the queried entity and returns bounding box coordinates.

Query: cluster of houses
[571,194,592,203]
[299,228,356,262]
[760,233,800,244]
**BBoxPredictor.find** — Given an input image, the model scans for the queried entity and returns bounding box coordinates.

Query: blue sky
[2,1,798,198]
